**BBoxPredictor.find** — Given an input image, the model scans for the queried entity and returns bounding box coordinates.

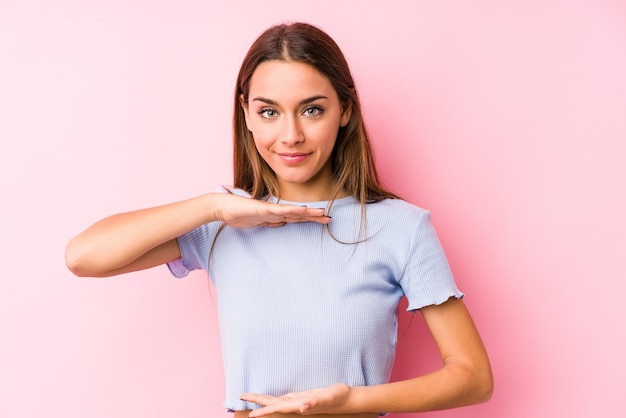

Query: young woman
[66,22,493,418]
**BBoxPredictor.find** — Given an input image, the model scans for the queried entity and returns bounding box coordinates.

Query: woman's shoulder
[369,197,430,218]
[330,197,429,238]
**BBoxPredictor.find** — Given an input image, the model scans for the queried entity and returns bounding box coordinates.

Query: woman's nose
[281,116,304,145]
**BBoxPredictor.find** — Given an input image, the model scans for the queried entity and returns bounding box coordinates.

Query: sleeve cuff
[166,258,190,278]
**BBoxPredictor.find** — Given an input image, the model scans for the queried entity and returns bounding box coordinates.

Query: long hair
[233,22,398,206]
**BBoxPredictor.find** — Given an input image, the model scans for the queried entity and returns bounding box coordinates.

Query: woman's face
[241,60,350,201]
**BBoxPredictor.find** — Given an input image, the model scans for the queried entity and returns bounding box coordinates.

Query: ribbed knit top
[167,188,463,411]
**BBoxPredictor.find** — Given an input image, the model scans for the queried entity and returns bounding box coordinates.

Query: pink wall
[1,1,625,417]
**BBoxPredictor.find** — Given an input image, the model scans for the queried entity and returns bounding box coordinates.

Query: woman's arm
[242,298,493,416]
[65,193,330,278]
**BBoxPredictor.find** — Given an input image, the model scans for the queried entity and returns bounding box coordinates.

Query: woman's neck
[276,182,348,202]
[276,169,347,202]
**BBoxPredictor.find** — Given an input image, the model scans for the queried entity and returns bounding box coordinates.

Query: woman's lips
[277,152,311,164]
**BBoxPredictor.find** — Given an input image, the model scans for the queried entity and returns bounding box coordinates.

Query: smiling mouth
[277,152,311,164]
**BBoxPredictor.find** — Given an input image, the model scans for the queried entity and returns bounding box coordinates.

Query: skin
[241,60,351,202]
[66,60,493,417]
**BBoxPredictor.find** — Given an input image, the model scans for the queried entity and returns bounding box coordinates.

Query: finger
[283,216,331,225]
[242,393,309,417]
[275,205,327,217]
[247,400,304,418]
[265,222,287,227]
[239,393,277,406]
[266,204,332,225]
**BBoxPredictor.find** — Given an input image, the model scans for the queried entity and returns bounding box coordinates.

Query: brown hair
[233,22,398,206]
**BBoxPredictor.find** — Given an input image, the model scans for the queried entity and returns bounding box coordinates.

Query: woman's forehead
[248,60,337,103]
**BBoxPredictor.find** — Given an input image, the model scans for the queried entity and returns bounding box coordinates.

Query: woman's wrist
[196,192,232,224]
[342,385,371,414]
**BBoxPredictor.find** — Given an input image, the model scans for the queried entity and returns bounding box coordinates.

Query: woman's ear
[340,102,352,127]
[240,94,252,132]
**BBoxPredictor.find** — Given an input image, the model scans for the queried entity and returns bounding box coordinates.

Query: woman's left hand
[241,383,352,417]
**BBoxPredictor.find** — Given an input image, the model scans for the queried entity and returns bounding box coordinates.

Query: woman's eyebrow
[252,95,329,105]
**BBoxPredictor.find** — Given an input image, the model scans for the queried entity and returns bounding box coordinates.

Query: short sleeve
[399,210,464,310]
[167,222,221,278]
[166,186,251,278]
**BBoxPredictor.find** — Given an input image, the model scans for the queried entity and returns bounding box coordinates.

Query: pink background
[1,0,625,417]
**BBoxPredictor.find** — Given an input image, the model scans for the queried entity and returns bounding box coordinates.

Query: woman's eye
[303,106,323,117]
[259,108,278,119]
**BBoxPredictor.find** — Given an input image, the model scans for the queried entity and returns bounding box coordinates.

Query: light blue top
[167,188,463,411]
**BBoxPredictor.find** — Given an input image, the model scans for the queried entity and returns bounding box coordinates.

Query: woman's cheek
[250,126,270,146]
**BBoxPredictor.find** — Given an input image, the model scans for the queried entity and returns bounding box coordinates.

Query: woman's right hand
[214,193,331,229]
